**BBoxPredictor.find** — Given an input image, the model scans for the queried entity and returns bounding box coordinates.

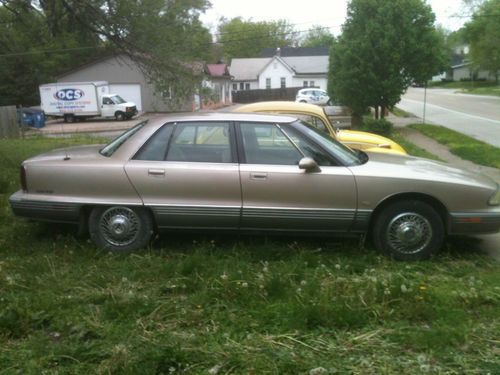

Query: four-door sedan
[9,113,500,260]
[235,101,407,155]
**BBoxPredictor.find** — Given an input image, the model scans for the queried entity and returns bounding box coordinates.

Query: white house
[229,49,329,92]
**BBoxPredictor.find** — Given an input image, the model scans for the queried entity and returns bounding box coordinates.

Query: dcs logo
[54,89,84,101]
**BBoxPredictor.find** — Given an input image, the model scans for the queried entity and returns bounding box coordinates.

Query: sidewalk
[387,113,500,183]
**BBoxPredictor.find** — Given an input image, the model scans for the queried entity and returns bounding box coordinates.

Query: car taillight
[20,166,27,191]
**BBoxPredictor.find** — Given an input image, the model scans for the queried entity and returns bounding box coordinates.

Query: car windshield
[100,121,146,157]
[290,120,362,166]
[111,95,126,104]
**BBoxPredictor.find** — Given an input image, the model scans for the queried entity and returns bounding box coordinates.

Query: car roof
[299,88,326,92]
[235,101,326,117]
[111,112,301,160]
[143,111,298,130]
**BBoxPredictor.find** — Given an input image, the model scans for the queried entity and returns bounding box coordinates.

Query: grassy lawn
[390,130,441,161]
[1,137,499,374]
[390,107,412,118]
[427,81,500,97]
[409,124,500,169]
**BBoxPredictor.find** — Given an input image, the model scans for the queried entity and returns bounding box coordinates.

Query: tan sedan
[9,113,500,260]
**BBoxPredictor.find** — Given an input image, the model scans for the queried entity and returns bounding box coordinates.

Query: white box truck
[40,81,138,122]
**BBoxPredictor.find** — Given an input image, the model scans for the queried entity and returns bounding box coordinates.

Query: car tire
[115,111,125,121]
[64,114,75,123]
[372,200,444,261]
[89,206,153,252]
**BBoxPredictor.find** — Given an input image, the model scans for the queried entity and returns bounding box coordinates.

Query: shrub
[360,117,394,137]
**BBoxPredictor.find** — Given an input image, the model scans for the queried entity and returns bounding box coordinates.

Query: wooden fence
[232,87,303,103]
[0,106,19,138]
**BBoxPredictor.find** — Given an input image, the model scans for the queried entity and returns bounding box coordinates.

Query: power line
[217,25,339,45]
[450,14,500,18]
[214,17,344,38]
[0,45,103,57]
[0,24,340,58]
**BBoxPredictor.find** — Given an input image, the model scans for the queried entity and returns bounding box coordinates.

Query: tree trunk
[381,105,386,119]
[351,113,363,129]
[374,106,379,119]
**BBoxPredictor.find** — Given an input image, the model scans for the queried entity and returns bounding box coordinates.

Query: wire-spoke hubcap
[386,212,432,254]
[100,207,140,247]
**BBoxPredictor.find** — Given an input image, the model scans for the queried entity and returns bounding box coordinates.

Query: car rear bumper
[9,191,81,223]
[449,211,500,234]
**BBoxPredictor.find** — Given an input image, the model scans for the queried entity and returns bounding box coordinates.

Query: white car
[295,88,331,105]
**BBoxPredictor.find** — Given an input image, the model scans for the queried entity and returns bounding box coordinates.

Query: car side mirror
[299,157,320,172]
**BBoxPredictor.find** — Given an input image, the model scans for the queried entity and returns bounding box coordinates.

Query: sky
[200,0,470,37]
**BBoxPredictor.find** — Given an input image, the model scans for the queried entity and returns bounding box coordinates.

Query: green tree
[465,0,500,83]
[217,17,298,60]
[301,25,335,47]
[0,0,212,106]
[328,0,447,120]
[0,1,104,105]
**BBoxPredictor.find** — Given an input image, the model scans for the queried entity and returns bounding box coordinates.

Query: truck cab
[100,94,138,121]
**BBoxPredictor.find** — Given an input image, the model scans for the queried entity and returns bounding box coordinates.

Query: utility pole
[423,81,427,124]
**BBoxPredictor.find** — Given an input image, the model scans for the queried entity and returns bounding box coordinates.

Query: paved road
[398,87,500,147]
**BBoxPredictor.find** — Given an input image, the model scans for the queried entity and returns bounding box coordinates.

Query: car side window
[240,123,303,165]
[133,124,173,161]
[166,122,232,163]
[282,125,336,166]
[103,97,113,105]
[294,114,328,133]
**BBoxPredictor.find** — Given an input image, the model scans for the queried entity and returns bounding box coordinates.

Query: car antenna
[52,82,70,160]
[61,116,70,160]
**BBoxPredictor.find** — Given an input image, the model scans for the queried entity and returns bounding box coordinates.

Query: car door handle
[250,173,267,180]
[148,168,165,176]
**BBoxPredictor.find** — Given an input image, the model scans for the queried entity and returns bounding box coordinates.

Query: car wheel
[115,111,125,121]
[372,200,444,261]
[64,114,75,123]
[89,206,153,252]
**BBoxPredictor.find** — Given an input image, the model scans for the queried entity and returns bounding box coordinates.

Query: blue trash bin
[17,109,34,127]
[32,111,45,128]
[17,108,45,128]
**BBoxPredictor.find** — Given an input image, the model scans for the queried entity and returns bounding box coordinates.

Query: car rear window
[100,121,147,157]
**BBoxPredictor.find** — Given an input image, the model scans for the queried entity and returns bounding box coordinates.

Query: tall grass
[0,137,499,374]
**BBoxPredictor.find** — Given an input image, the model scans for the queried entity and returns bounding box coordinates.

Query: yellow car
[234,101,406,155]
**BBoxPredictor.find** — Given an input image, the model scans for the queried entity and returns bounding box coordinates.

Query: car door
[125,121,241,229]
[237,122,357,232]
[101,97,115,117]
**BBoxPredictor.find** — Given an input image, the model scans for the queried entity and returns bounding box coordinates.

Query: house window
[245,83,250,90]
[303,81,308,87]
[162,87,172,99]
[280,77,286,88]
[309,81,315,87]
[239,82,244,90]
[266,78,271,89]
[232,83,237,91]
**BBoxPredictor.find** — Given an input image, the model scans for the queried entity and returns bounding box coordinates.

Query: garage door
[109,84,142,111]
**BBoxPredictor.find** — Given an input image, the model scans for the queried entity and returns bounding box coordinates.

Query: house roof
[229,58,271,81]
[260,47,330,57]
[205,63,230,77]
[282,56,329,74]
[229,55,329,81]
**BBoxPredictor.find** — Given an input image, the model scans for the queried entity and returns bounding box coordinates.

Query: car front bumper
[449,211,500,235]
